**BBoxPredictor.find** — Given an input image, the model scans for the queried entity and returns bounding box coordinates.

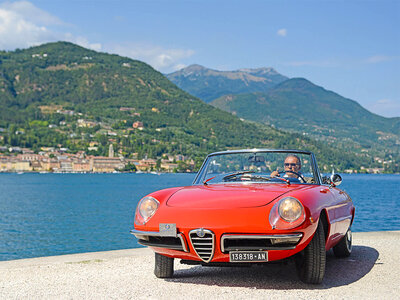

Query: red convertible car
[131,149,355,284]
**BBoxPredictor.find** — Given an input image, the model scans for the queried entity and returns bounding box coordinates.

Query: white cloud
[0,1,192,72]
[0,1,101,51]
[107,43,194,72]
[367,99,400,118]
[277,28,287,37]
[0,0,63,25]
[0,6,56,50]
[365,55,398,64]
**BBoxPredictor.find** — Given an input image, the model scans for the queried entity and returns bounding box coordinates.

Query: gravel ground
[1,231,399,299]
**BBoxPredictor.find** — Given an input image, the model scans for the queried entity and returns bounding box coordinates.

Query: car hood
[166,184,305,209]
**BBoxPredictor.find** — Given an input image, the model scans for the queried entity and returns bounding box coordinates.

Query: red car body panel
[134,182,355,262]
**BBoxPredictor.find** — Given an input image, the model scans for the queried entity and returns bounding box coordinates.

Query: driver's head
[284,155,301,177]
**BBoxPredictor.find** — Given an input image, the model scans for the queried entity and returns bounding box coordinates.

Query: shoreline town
[0,145,195,173]
[0,145,393,174]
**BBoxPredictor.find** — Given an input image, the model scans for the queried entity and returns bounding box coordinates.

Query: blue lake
[0,173,399,261]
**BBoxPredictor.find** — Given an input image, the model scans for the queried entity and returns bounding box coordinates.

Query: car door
[329,187,353,237]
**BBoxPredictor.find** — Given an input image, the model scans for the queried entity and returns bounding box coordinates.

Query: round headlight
[278,197,303,222]
[137,196,159,224]
[269,196,306,230]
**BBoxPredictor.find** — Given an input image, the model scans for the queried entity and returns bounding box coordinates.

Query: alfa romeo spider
[131,149,355,284]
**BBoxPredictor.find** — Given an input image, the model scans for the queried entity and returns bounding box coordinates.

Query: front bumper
[131,228,303,263]
[131,229,189,252]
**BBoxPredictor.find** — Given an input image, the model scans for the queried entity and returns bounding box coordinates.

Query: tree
[122,162,137,172]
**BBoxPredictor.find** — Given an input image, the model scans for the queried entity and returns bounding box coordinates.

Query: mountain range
[166,64,288,102]
[0,42,370,171]
[168,65,400,163]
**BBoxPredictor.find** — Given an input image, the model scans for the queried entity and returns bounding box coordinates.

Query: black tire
[295,220,326,284]
[154,253,174,278]
[333,228,352,258]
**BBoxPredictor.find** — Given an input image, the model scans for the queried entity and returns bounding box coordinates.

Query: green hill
[211,78,400,155]
[166,64,288,102]
[0,42,384,171]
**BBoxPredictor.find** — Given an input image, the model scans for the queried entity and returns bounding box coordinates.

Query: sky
[0,0,399,118]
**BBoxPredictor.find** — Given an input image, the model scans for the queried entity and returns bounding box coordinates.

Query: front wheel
[333,228,352,258]
[295,219,326,284]
[154,253,174,278]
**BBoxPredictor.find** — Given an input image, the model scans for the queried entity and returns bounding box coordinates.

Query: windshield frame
[193,149,322,185]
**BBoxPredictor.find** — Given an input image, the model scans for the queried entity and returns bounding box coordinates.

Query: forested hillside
[0,42,384,171]
[211,78,400,157]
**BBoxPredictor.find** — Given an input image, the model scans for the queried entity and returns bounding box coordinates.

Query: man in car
[270,155,302,180]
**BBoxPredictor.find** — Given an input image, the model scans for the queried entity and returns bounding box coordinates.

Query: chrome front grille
[221,234,303,253]
[189,229,215,263]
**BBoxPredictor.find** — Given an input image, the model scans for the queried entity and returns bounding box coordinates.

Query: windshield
[194,150,319,185]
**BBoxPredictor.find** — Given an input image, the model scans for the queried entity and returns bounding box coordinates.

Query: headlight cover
[269,197,306,230]
[135,196,159,225]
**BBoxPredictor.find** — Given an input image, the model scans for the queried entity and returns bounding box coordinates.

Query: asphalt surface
[1,231,399,299]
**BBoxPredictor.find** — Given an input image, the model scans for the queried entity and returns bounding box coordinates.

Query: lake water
[0,173,399,261]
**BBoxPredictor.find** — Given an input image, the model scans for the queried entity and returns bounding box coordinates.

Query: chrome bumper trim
[220,233,303,253]
[130,229,188,252]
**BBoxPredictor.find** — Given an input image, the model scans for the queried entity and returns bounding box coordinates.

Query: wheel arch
[350,207,356,226]
[319,209,330,244]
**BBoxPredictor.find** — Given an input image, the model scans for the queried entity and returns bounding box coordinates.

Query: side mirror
[330,173,342,187]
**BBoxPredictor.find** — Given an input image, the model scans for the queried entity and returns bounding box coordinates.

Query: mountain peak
[23,41,90,54]
[167,65,288,102]
[185,64,207,71]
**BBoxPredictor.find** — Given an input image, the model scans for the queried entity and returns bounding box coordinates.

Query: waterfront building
[90,157,125,172]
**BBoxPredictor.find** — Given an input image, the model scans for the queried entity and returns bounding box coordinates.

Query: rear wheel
[154,253,174,278]
[295,220,326,284]
[333,228,352,258]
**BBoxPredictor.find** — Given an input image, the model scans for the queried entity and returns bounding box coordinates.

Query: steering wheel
[273,171,306,183]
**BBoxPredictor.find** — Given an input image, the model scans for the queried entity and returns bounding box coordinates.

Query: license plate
[159,223,177,237]
[229,251,268,262]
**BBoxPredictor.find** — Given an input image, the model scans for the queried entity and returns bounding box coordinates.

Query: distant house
[41,147,55,152]
[18,154,42,161]
[41,159,61,171]
[90,157,125,172]
[9,147,22,153]
[132,121,144,130]
[57,109,75,116]
[119,107,135,111]
[161,162,178,172]
[21,148,35,154]
[77,119,98,128]
[134,158,156,171]
[72,160,91,172]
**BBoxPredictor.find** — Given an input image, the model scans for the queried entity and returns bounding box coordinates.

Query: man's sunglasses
[284,163,299,167]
